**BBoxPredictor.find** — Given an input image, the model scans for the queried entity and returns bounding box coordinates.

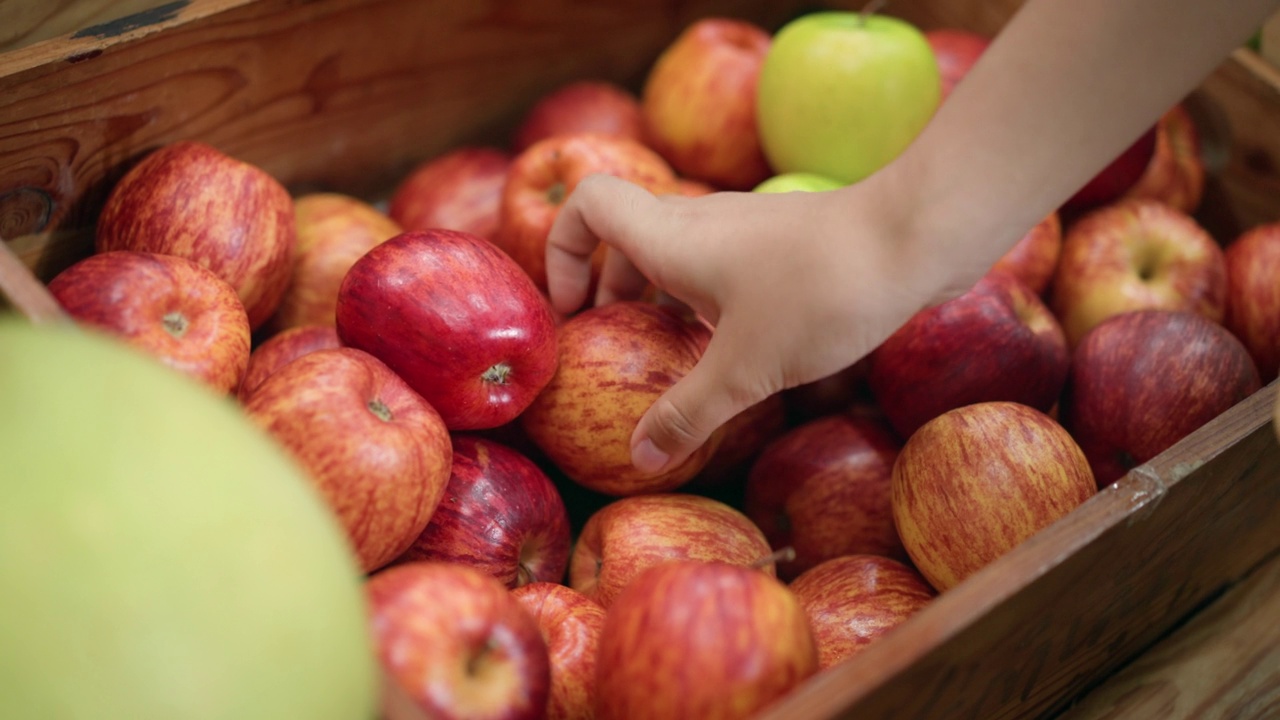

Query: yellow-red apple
[1224,223,1280,382]
[1051,200,1226,347]
[892,401,1096,591]
[569,493,773,609]
[1121,104,1205,214]
[48,250,250,395]
[511,582,606,720]
[512,81,645,153]
[595,560,817,720]
[989,212,1062,296]
[236,324,341,402]
[388,147,512,241]
[95,141,295,330]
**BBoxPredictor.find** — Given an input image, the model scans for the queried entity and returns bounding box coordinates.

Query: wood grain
[760,382,1280,720]
[0,0,174,53]
[1057,550,1280,720]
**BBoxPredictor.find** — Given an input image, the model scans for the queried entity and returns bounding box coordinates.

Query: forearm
[857,0,1278,299]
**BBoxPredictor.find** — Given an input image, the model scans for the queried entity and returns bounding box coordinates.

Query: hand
[545,173,955,476]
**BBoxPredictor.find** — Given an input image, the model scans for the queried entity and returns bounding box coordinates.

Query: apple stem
[162,311,189,338]
[546,182,567,205]
[481,362,512,385]
[751,546,796,569]
[859,0,889,25]
[367,399,393,422]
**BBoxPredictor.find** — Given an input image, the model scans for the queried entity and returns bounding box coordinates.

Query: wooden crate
[2,1,1278,718]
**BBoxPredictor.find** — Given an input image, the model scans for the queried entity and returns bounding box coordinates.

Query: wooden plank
[0,0,817,281]
[1056,550,1280,720]
[0,0,175,53]
[760,381,1280,720]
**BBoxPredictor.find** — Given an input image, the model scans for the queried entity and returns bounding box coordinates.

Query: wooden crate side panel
[761,383,1280,720]
[0,0,813,279]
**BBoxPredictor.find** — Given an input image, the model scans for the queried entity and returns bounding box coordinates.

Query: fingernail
[632,438,671,475]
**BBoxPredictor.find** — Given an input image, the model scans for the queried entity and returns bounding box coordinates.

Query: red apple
[744,412,906,581]
[641,18,772,190]
[510,582,606,720]
[989,212,1063,296]
[48,251,250,395]
[595,560,817,720]
[242,348,452,572]
[868,271,1070,439]
[1061,309,1262,487]
[783,358,872,424]
[892,401,1096,591]
[396,436,570,588]
[789,555,935,669]
[924,28,991,100]
[95,141,295,330]
[1051,200,1226,347]
[271,193,402,331]
[520,301,721,496]
[1224,223,1280,382]
[688,392,788,490]
[236,324,342,402]
[368,562,549,720]
[512,81,646,153]
[568,493,773,609]
[495,133,677,293]
[388,147,512,241]
[336,229,558,431]
[1062,125,1159,216]
[1121,104,1206,214]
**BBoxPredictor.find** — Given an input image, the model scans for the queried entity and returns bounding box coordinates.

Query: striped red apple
[511,582,606,720]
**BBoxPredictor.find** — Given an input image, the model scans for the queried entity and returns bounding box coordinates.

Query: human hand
[544,173,963,477]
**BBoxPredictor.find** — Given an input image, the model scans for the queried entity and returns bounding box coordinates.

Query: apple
[337,229,558,430]
[388,147,512,241]
[641,18,773,190]
[1062,126,1160,216]
[510,582,606,720]
[924,28,990,99]
[47,250,251,396]
[242,348,453,572]
[752,172,844,194]
[790,555,936,669]
[744,412,906,581]
[1121,104,1206,214]
[495,133,677,293]
[236,324,342,402]
[512,80,646,153]
[757,11,940,184]
[1051,200,1227,347]
[0,319,375,719]
[989,212,1063,296]
[1224,223,1280,382]
[672,177,716,197]
[688,392,788,490]
[892,401,1096,591]
[271,193,402,331]
[396,436,571,588]
[367,562,550,720]
[568,493,774,609]
[1061,310,1262,487]
[95,141,296,330]
[520,301,721,496]
[783,359,872,424]
[868,271,1070,439]
[595,560,817,720]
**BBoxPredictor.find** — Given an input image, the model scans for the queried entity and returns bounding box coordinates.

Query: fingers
[545,174,660,315]
[630,324,773,475]
[594,246,651,308]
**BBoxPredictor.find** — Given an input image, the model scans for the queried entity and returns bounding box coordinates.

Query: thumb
[630,326,771,476]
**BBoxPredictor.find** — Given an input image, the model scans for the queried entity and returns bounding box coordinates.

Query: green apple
[757,11,941,184]
[0,319,376,720]
[753,172,845,194]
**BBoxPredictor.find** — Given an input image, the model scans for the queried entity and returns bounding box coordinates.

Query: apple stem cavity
[367,399,393,422]
[751,546,796,569]
[466,638,499,677]
[859,0,889,24]
[162,311,189,338]
[481,362,512,385]
[546,182,567,205]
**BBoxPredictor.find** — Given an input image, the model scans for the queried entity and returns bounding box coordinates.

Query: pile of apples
[41,9,1279,720]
